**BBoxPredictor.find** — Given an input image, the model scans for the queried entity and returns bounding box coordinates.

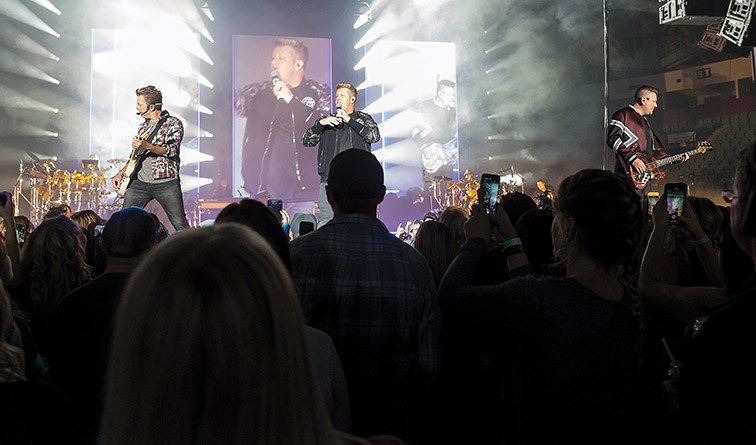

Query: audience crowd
[1,144,755,444]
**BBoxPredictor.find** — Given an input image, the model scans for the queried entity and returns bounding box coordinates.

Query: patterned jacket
[137,110,183,180]
[607,106,666,174]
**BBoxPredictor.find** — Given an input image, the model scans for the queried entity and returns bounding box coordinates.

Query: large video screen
[232,35,332,203]
[364,40,458,193]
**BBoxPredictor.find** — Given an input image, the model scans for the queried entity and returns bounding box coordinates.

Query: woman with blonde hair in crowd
[99,224,340,445]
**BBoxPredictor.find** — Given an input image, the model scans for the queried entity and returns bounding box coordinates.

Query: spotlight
[200,1,215,21]
[354,1,372,29]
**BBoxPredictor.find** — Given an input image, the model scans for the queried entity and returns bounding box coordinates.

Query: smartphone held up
[479,174,501,215]
[664,182,688,224]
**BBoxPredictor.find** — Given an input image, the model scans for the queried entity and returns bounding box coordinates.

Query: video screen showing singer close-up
[233,35,332,206]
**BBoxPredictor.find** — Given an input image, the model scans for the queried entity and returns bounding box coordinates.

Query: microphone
[271,70,283,101]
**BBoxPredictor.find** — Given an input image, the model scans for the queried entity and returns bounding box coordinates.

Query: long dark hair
[15,215,92,319]
[556,169,644,368]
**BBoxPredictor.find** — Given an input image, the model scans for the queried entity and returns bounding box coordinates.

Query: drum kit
[428,166,527,211]
[13,158,127,224]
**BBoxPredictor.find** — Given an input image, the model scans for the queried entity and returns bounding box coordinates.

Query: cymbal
[107,158,128,164]
[433,175,451,181]
[500,174,523,185]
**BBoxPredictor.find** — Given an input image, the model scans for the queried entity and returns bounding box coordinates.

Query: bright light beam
[180,148,214,165]
[0,122,58,137]
[354,9,413,49]
[0,17,59,60]
[371,140,422,167]
[485,59,509,75]
[199,2,215,21]
[1,0,60,37]
[27,0,61,15]
[0,46,59,83]
[179,174,213,192]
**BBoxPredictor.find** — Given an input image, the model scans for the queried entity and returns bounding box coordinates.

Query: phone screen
[15,223,25,243]
[480,174,501,215]
[93,224,106,237]
[647,192,660,216]
[665,184,687,224]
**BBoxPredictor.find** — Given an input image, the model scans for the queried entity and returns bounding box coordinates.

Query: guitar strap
[131,115,170,180]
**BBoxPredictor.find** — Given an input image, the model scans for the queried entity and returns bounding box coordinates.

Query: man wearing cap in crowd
[44,207,159,443]
[289,149,441,442]
[302,82,380,225]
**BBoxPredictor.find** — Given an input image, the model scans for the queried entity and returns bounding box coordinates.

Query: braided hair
[556,169,645,368]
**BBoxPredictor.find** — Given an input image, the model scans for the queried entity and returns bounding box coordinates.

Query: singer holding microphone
[111,85,189,231]
[235,37,329,203]
[303,82,381,225]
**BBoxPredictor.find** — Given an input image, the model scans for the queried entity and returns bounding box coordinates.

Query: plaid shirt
[136,110,183,180]
[290,214,441,435]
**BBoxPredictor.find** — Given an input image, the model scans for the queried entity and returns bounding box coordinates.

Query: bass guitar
[629,141,712,189]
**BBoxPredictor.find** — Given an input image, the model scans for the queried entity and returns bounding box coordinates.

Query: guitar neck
[649,147,701,168]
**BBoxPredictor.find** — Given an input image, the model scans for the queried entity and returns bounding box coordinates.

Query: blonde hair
[99,224,338,445]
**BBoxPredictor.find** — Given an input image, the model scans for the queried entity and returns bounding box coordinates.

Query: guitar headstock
[696,140,713,153]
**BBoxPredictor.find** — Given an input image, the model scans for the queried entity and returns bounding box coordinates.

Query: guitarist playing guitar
[608,85,689,191]
[111,85,189,231]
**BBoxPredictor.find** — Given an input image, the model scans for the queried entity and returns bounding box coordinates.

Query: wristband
[499,237,522,250]
[690,235,710,247]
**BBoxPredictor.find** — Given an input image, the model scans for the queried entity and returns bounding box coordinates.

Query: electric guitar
[421,138,458,174]
[117,145,140,197]
[629,141,713,189]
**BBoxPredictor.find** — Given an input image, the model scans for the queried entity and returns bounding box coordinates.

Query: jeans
[318,181,333,226]
[122,179,190,231]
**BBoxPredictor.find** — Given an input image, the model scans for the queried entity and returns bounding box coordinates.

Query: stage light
[354,2,372,29]
[195,104,213,115]
[1,0,60,37]
[0,122,58,137]
[179,174,213,192]
[28,0,61,15]
[180,148,214,165]
[371,140,422,167]
[354,43,394,71]
[198,73,214,89]
[354,9,411,49]
[0,47,60,83]
[0,17,60,60]
[199,1,214,21]
[375,109,420,138]
[0,84,59,112]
